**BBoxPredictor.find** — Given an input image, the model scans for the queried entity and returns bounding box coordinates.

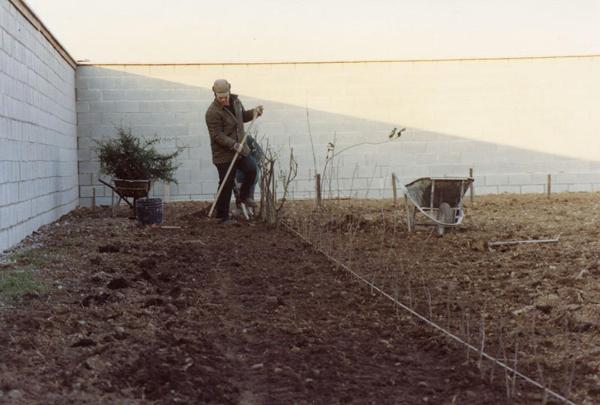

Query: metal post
[163,184,170,221]
[392,173,398,206]
[430,179,435,213]
[315,174,322,207]
[469,168,474,203]
[163,184,170,203]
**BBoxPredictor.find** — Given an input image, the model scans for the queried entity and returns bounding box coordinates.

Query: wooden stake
[391,173,398,206]
[272,164,276,207]
[547,174,552,197]
[469,168,474,203]
[315,173,322,207]
[163,183,170,203]
[488,238,559,250]
[163,183,170,221]
[111,190,115,217]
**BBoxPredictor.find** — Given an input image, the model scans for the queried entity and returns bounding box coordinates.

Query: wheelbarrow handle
[98,178,134,209]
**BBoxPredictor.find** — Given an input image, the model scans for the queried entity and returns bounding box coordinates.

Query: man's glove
[255,105,264,117]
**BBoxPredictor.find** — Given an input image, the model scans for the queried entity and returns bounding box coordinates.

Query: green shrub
[95,127,182,183]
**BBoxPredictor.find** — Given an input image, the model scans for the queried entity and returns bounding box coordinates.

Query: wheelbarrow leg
[436,202,453,236]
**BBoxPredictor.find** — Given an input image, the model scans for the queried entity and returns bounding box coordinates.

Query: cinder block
[497,185,522,194]
[77,148,92,162]
[77,66,125,77]
[188,146,211,160]
[475,185,499,195]
[100,90,127,101]
[427,164,469,178]
[521,185,544,194]
[16,200,31,223]
[508,174,533,185]
[571,173,600,183]
[88,101,140,113]
[0,205,14,229]
[77,89,102,101]
[78,173,92,186]
[568,184,592,192]
[0,229,9,252]
[86,77,123,90]
[79,185,105,198]
[551,184,570,193]
[77,112,102,125]
[531,173,551,184]
[176,134,202,148]
[553,173,580,184]
[176,182,202,195]
[78,161,100,174]
[484,175,509,186]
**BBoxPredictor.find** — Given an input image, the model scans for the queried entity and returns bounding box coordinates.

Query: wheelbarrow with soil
[403,177,474,236]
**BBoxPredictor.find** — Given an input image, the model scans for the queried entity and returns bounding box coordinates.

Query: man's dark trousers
[214,156,257,220]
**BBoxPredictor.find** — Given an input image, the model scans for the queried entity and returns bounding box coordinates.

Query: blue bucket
[136,198,163,225]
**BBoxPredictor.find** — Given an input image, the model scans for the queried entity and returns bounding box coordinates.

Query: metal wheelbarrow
[403,177,474,235]
[99,178,151,218]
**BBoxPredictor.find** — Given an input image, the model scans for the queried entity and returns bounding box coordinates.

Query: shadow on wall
[76,66,600,206]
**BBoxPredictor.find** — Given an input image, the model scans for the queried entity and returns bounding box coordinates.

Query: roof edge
[77,53,600,67]
[9,0,77,69]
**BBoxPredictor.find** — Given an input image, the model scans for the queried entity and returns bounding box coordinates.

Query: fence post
[92,188,96,211]
[391,173,398,206]
[469,168,474,203]
[270,161,277,224]
[111,190,115,217]
[315,174,322,207]
[163,184,170,221]
[547,174,552,197]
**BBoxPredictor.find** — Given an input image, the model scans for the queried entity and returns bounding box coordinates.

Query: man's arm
[206,110,236,149]
[242,105,263,122]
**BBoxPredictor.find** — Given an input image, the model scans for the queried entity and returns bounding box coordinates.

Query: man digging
[205,79,264,224]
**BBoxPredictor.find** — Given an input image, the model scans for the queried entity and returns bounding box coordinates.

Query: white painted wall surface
[76,56,600,206]
[0,0,77,252]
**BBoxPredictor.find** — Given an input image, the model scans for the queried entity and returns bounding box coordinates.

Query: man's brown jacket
[205,94,256,164]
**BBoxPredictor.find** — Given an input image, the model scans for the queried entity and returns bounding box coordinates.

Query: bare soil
[284,192,600,404]
[0,193,598,404]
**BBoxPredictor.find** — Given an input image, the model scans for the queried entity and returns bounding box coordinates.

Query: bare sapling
[364,164,379,199]
[407,279,414,309]
[465,310,471,361]
[319,127,405,201]
[511,339,519,400]
[478,309,487,376]
[424,286,433,319]
[258,141,298,225]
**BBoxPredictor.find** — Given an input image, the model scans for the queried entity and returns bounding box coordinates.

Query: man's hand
[233,143,244,153]
[255,105,264,117]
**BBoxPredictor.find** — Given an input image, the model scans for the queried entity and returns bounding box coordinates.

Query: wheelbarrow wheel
[436,202,453,236]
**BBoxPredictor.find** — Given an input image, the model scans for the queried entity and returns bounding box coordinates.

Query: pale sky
[25,0,600,63]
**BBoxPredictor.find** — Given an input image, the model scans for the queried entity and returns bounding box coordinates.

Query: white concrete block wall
[76,57,600,206]
[0,0,77,252]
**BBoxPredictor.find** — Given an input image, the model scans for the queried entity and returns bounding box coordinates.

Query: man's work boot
[241,198,258,208]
